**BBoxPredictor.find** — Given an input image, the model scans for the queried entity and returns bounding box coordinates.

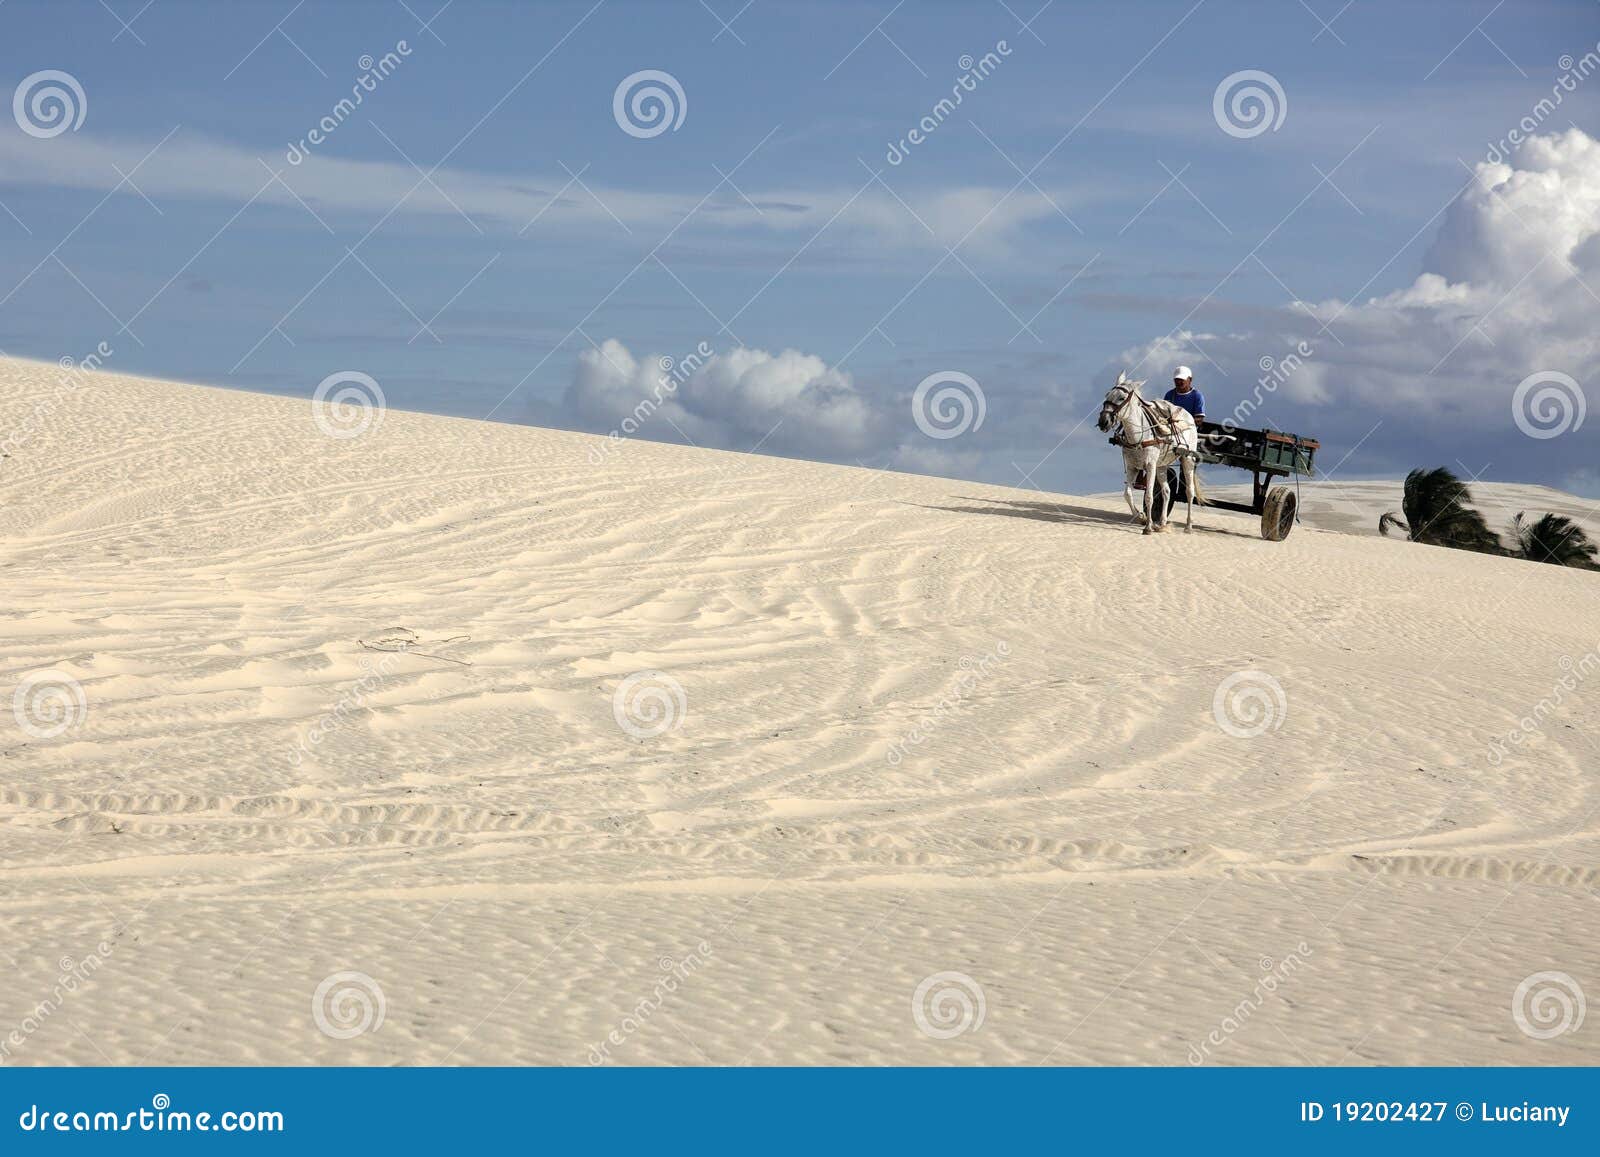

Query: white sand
[2,357,1596,1066]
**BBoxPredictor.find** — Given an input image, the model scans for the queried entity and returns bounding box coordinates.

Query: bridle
[1099,384,1134,440]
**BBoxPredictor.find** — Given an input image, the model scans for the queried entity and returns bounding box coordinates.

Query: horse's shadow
[913,495,1261,540]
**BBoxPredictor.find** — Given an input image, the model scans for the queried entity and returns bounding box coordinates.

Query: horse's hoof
[1142,527,1153,536]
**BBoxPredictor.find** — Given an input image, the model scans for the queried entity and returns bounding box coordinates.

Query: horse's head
[1096,371,1143,432]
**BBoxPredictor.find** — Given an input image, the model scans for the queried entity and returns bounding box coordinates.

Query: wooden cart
[1169,423,1320,541]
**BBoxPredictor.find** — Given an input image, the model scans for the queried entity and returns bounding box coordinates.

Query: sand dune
[1,358,1596,1066]
[1201,477,1600,540]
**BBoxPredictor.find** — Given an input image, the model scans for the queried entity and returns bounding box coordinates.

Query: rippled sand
[2,359,1595,1065]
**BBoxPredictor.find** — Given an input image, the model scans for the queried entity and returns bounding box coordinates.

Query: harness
[1107,389,1188,449]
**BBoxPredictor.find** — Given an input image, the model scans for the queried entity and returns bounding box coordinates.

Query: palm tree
[1379,467,1503,554]
[1509,511,1599,568]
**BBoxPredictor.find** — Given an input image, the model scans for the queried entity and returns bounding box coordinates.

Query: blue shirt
[1164,386,1204,419]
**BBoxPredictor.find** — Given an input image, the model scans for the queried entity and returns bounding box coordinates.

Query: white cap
[1173,365,1193,381]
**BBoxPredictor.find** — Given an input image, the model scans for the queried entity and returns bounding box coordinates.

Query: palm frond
[1511,511,1600,567]
[1378,511,1409,538]
[1399,467,1502,554]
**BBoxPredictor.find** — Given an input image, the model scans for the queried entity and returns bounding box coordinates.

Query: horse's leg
[1151,452,1172,532]
[1123,456,1144,523]
[1140,450,1157,534]
[1183,454,1196,533]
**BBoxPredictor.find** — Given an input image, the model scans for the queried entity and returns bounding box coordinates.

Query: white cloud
[0,130,1064,251]
[1119,128,1600,437]
[565,338,883,457]
[566,340,1052,485]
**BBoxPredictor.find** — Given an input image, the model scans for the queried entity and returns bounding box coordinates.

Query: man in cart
[1160,365,1225,502]
[1164,366,1205,424]
[1165,363,1238,461]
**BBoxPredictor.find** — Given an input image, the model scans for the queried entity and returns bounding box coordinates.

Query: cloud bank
[566,338,885,459]
[571,131,1600,494]
[1118,128,1600,480]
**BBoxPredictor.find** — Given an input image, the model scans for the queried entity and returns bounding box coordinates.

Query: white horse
[1096,372,1204,534]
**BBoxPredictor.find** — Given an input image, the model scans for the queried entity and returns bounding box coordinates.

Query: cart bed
[1198,424,1319,477]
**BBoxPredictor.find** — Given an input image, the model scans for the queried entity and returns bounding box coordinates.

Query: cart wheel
[1261,485,1296,541]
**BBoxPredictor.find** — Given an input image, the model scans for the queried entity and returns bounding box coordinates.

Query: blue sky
[2,0,1598,495]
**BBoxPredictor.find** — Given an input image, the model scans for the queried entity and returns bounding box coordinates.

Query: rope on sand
[358,626,473,666]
